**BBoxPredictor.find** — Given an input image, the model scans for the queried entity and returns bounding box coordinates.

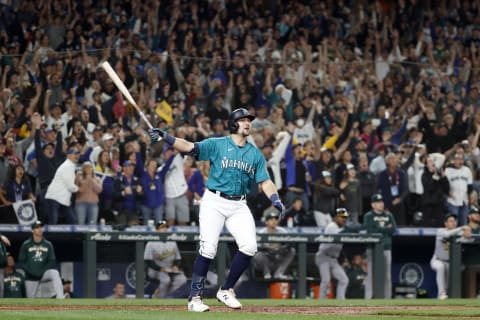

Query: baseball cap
[44,127,55,134]
[102,133,114,141]
[42,142,55,150]
[31,220,44,229]
[62,279,72,285]
[66,147,80,155]
[50,102,63,110]
[346,163,355,170]
[265,211,280,220]
[468,206,480,215]
[371,193,383,202]
[321,171,332,178]
[123,160,135,167]
[156,220,168,229]
[443,213,457,222]
[335,208,349,218]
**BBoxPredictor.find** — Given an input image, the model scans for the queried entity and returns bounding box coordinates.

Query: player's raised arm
[148,128,197,154]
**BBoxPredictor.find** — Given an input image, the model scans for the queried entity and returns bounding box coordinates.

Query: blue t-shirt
[196,136,270,195]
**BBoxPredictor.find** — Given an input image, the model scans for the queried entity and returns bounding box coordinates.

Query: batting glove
[148,128,164,143]
[270,194,285,220]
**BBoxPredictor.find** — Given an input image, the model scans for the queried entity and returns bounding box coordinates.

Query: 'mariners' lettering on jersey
[221,157,255,175]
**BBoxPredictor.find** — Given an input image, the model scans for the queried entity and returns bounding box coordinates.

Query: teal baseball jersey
[197,136,270,195]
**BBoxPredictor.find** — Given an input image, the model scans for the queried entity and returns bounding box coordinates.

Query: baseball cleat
[438,293,448,300]
[216,288,242,309]
[188,296,210,312]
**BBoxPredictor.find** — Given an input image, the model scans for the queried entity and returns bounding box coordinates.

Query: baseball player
[144,220,187,298]
[315,208,350,299]
[18,221,64,298]
[363,193,397,299]
[0,233,10,298]
[3,253,26,298]
[148,108,285,312]
[431,213,471,299]
[253,210,296,279]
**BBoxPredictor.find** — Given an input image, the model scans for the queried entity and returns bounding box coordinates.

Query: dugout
[1,225,478,299]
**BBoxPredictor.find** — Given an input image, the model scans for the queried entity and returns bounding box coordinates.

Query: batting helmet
[228,108,256,133]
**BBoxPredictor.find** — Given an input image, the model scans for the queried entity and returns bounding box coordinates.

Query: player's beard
[238,126,250,137]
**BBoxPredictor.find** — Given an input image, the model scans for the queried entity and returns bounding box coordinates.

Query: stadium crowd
[0,0,480,231]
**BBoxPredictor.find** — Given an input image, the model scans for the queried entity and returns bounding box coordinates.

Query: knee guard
[198,241,217,259]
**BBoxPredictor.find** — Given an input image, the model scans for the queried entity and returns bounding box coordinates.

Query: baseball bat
[100,61,155,130]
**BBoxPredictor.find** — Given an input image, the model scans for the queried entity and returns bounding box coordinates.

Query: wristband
[270,194,280,202]
[164,133,176,145]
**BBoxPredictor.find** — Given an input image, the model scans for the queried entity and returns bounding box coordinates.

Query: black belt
[208,189,246,201]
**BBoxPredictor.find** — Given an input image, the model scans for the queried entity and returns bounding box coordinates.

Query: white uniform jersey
[318,221,343,259]
[432,227,465,261]
[144,241,181,269]
[445,166,472,206]
[257,226,288,250]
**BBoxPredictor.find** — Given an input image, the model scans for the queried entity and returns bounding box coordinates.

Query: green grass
[0,298,479,320]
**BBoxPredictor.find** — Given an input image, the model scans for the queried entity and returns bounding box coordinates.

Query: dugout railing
[82,230,385,299]
[449,234,480,298]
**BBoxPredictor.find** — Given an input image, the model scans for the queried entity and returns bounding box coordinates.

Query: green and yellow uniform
[18,237,56,281]
[4,269,25,298]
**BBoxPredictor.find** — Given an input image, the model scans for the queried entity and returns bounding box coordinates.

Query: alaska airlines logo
[90,233,112,241]
[221,157,255,175]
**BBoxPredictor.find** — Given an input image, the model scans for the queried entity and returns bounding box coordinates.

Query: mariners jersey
[363,210,397,250]
[445,166,472,206]
[144,241,181,269]
[196,136,270,195]
[4,270,26,298]
[18,237,57,280]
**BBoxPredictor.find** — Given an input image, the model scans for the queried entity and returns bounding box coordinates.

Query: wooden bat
[100,61,154,130]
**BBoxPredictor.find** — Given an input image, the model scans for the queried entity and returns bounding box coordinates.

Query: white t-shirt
[293,122,315,146]
[164,154,188,198]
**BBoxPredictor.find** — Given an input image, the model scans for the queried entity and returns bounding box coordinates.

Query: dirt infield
[0,304,462,315]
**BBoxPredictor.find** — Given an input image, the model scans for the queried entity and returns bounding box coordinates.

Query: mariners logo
[13,200,37,226]
[125,262,150,289]
[399,263,424,287]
